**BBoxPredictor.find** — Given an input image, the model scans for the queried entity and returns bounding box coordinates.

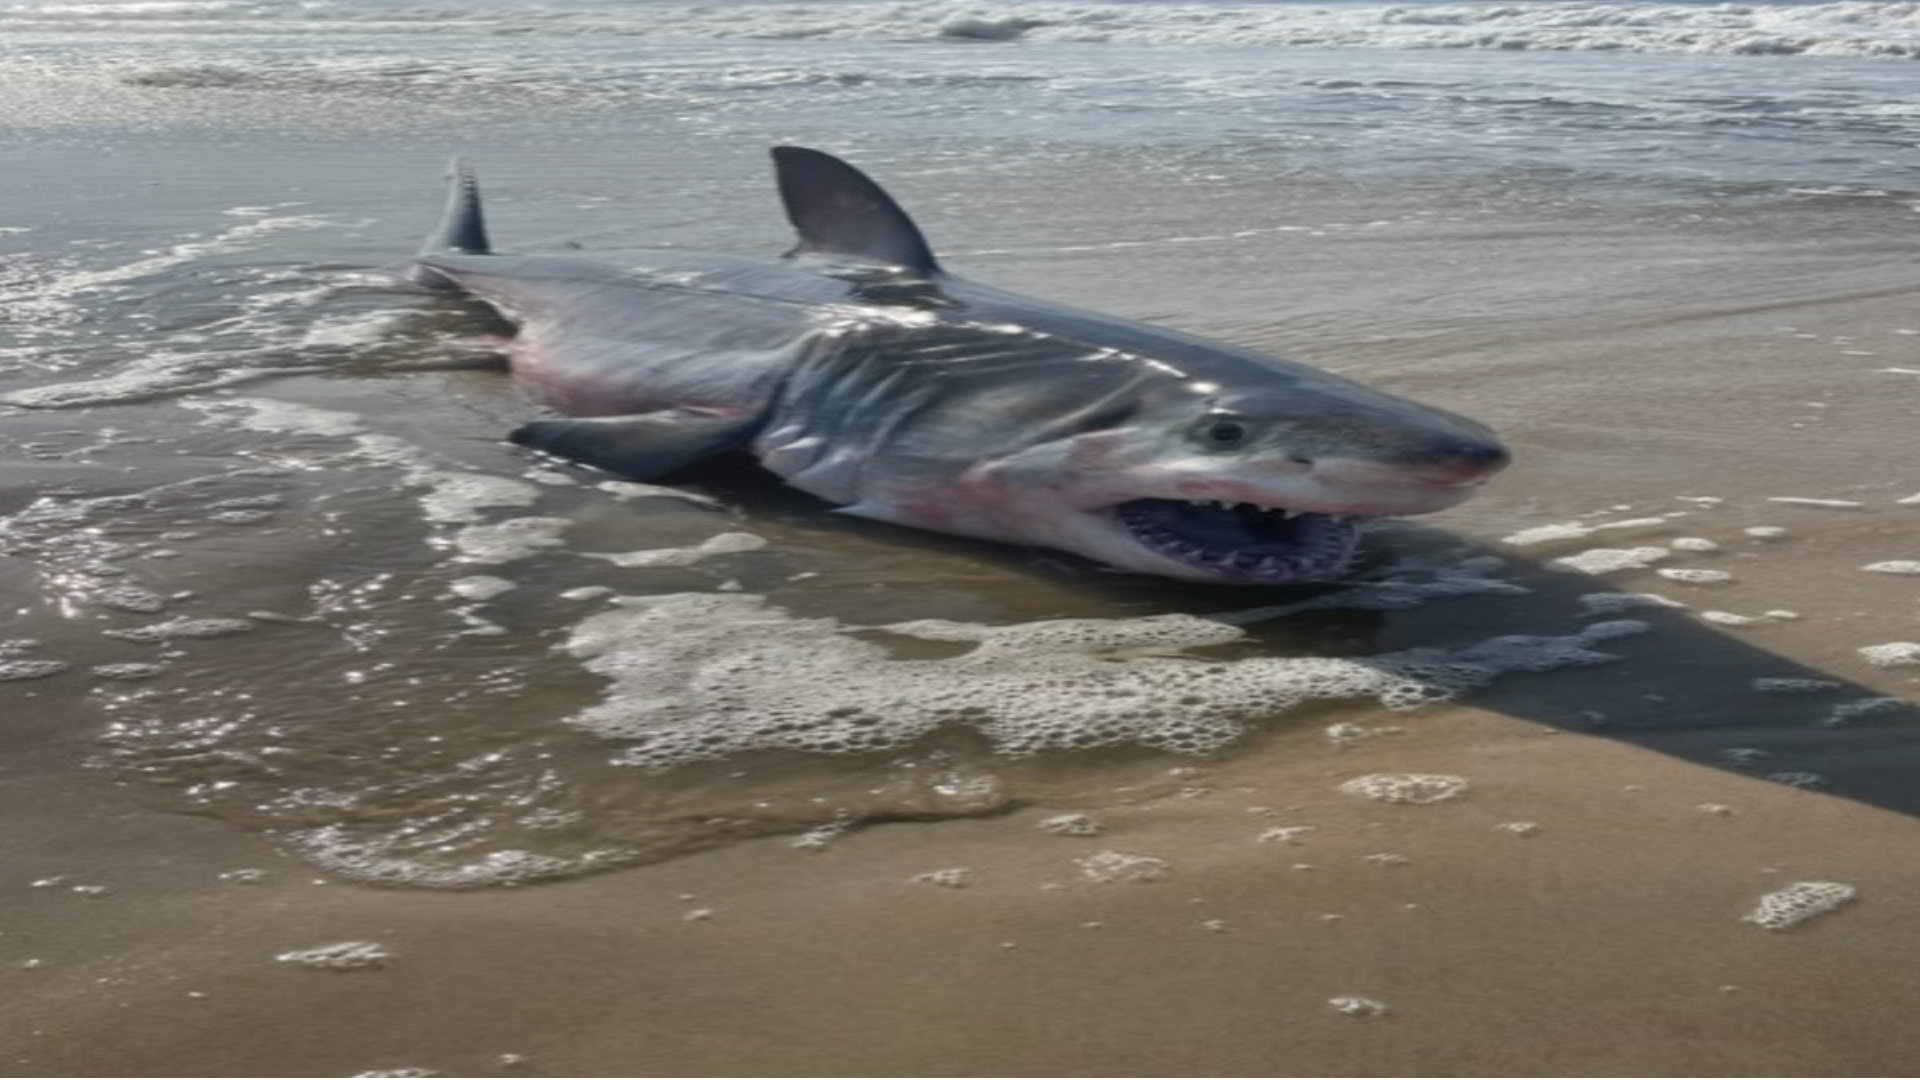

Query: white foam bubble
[1078,850,1170,883]
[1858,642,1920,667]
[1038,813,1103,837]
[1656,568,1735,584]
[92,662,167,680]
[1504,515,1678,548]
[911,868,974,888]
[1753,678,1841,694]
[1503,522,1596,546]
[274,941,391,971]
[0,658,71,681]
[1767,771,1826,788]
[1820,698,1909,726]
[33,879,111,898]
[589,531,767,568]
[447,575,516,601]
[289,827,634,889]
[1579,592,1686,615]
[562,593,1647,771]
[93,584,169,613]
[417,472,542,525]
[103,617,254,643]
[1338,773,1469,805]
[445,517,571,564]
[187,397,367,438]
[1700,609,1800,626]
[1744,882,1856,930]
[1547,547,1670,575]
[790,820,855,852]
[1327,995,1390,1017]
[298,309,415,349]
[1767,497,1866,509]
[1323,720,1404,747]
[1862,560,1920,575]
[1258,826,1316,845]
[595,479,723,509]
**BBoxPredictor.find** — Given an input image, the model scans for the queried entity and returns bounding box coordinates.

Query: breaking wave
[8,0,1919,59]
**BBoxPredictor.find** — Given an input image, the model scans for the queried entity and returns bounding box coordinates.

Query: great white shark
[404,146,1509,585]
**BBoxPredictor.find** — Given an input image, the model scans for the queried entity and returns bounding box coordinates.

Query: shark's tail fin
[422,156,492,257]
[402,157,491,289]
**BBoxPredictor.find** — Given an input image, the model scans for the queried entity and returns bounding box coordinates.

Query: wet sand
[6,89,1920,1077]
[13,700,1920,1077]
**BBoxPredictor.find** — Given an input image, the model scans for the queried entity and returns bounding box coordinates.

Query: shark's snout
[1291,429,1507,491]
[1390,437,1512,488]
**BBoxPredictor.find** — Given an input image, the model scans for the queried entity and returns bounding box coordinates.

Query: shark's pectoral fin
[510,411,755,480]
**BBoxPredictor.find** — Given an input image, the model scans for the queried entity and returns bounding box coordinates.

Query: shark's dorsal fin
[773,146,941,276]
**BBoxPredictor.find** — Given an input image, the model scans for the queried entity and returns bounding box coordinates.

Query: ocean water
[4,0,1919,189]
[3,0,1919,892]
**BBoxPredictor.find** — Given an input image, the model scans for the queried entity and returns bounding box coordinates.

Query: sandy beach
[14,687,1920,1077]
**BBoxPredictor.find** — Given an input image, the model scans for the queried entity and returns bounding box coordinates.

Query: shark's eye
[1200,417,1248,448]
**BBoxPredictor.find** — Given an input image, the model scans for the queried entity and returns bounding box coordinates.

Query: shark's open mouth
[1115,498,1366,584]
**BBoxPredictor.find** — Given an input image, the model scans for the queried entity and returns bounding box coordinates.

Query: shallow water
[6,3,1920,1075]
[11,141,1909,885]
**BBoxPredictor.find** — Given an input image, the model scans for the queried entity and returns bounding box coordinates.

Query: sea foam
[564,591,1647,770]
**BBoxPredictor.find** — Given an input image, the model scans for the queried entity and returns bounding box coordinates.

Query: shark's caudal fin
[403,157,492,289]
[421,156,492,257]
[773,146,940,276]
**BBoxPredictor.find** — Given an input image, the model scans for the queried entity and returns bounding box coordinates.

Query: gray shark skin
[405,147,1509,585]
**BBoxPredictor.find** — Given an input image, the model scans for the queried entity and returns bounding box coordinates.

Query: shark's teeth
[1114,498,1366,584]
[1184,499,1313,518]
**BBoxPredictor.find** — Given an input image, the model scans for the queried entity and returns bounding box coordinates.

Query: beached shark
[404,146,1509,585]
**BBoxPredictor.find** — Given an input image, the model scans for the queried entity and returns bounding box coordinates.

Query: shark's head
[896,373,1512,586]
[1105,386,1506,584]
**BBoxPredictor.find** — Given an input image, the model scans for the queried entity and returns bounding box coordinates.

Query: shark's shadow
[670,452,1920,819]
[1440,554,1920,817]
